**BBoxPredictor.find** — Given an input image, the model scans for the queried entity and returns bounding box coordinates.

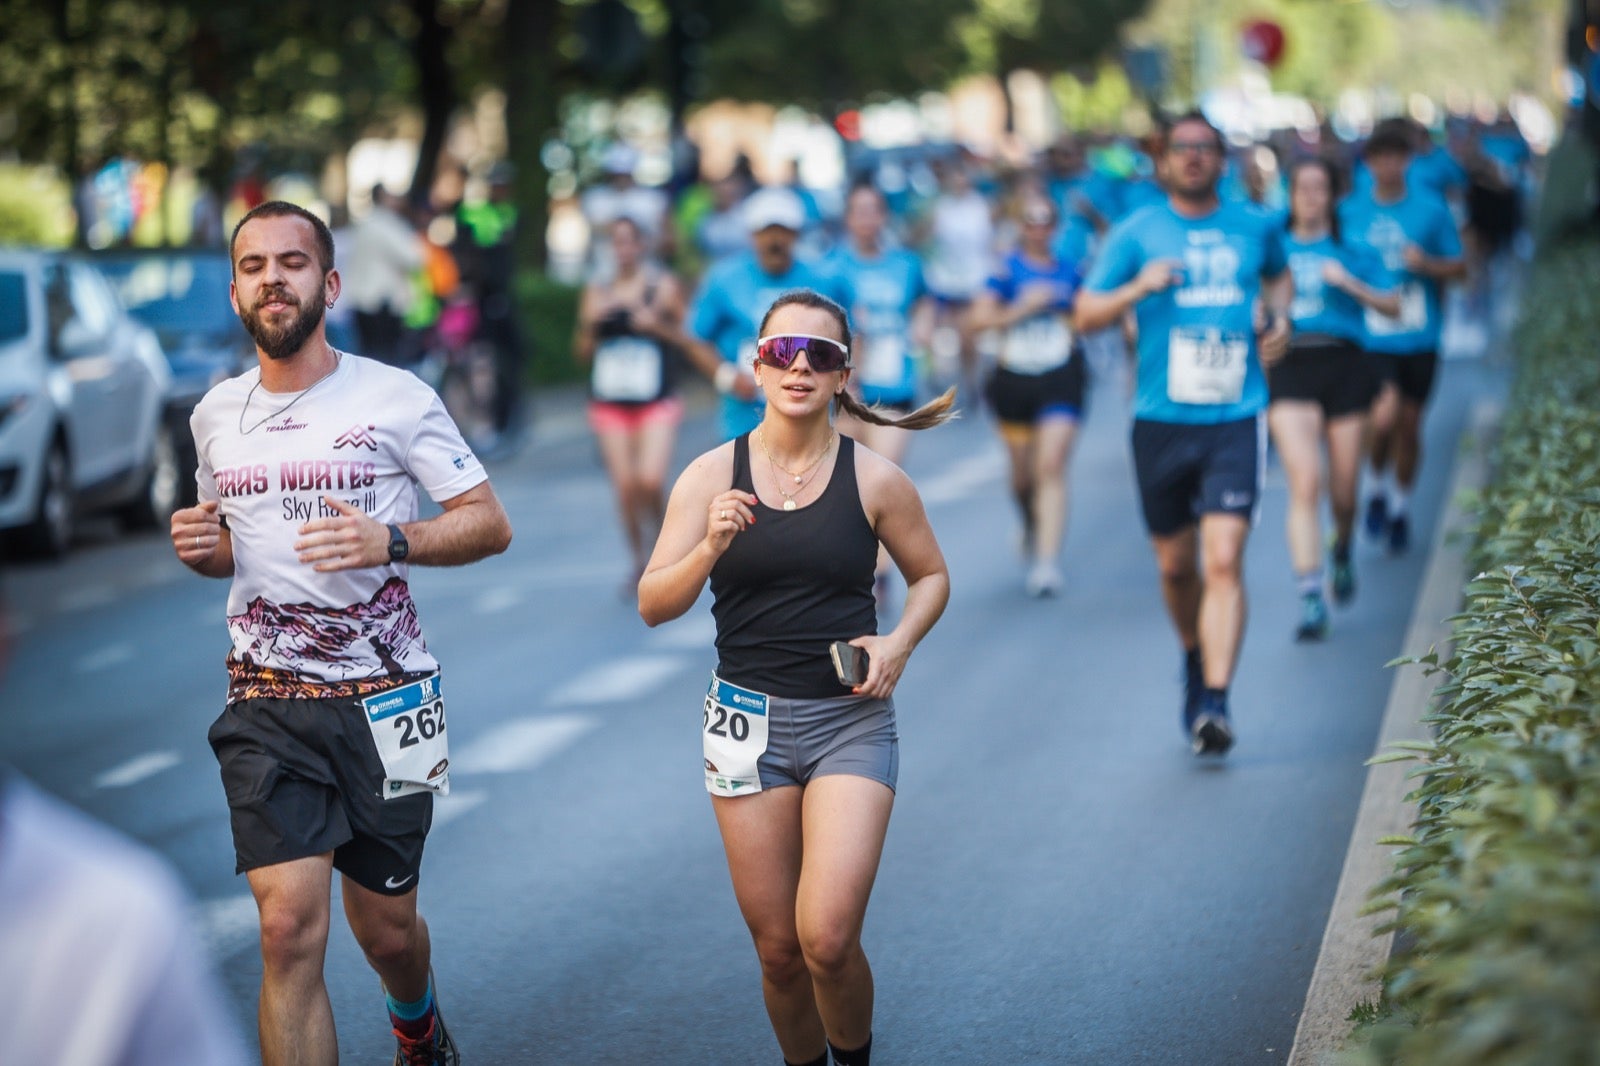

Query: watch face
[388,525,409,561]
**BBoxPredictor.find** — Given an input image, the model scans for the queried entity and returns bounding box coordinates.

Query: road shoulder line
[1287,399,1499,1065]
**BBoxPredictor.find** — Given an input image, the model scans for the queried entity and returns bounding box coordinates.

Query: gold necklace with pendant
[758,427,835,511]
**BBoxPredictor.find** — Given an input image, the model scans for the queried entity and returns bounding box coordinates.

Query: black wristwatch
[386,523,410,563]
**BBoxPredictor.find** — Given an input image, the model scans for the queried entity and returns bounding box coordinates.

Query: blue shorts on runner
[1130,415,1264,537]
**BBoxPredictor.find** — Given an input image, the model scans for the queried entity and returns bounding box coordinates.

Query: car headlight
[0,393,33,431]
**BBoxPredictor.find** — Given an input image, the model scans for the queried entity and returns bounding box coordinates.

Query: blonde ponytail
[835,386,959,431]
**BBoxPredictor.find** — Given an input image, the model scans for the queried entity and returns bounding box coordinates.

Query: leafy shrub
[515,271,584,387]
[1352,241,1600,1065]
[0,165,75,247]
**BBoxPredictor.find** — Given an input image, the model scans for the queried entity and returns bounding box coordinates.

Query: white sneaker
[1025,561,1062,598]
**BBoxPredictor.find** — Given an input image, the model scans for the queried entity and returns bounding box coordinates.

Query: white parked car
[0,249,173,558]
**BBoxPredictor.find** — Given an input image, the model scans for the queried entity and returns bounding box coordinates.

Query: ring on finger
[719,510,727,520]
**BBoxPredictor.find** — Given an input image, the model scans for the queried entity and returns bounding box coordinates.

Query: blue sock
[386,975,434,1031]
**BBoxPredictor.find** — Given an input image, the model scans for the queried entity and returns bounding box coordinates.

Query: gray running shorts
[705,676,899,793]
[758,689,898,791]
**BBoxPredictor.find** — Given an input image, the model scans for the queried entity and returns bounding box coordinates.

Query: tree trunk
[504,0,560,272]
[51,0,84,246]
[408,0,457,207]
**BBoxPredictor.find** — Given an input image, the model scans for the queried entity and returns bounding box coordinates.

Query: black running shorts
[208,692,433,895]
[1267,337,1379,418]
[1131,415,1263,537]
[985,351,1088,427]
[1369,350,1439,405]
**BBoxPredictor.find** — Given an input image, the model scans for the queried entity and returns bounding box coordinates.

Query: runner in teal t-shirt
[1075,111,1293,758]
[1268,158,1402,642]
[829,184,933,603]
[1338,118,1466,555]
[683,187,853,441]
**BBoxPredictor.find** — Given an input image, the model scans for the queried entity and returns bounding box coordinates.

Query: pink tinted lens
[755,335,849,372]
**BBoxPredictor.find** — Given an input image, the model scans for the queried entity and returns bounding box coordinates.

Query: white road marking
[58,586,117,613]
[432,789,489,827]
[547,654,689,706]
[74,642,136,673]
[644,611,716,651]
[195,894,259,960]
[450,715,598,775]
[919,449,1006,505]
[473,586,524,614]
[93,750,182,789]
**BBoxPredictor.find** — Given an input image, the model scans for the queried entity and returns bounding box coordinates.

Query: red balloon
[1241,19,1286,68]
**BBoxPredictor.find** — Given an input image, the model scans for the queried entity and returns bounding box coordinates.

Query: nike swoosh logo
[385,874,416,890]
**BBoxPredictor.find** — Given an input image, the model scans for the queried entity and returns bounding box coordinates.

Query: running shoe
[1025,561,1062,598]
[390,974,459,1066]
[1295,592,1330,642]
[1388,514,1410,555]
[1364,495,1388,538]
[1330,554,1356,605]
[1190,693,1234,756]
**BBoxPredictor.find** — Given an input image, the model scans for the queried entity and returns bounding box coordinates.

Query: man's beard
[240,286,326,361]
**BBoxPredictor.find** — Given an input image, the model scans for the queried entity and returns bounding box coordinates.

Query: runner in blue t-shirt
[830,183,934,603]
[1075,111,1293,757]
[1338,118,1466,554]
[1268,159,1401,641]
[684,187,853,440]
[967,194,1087,599]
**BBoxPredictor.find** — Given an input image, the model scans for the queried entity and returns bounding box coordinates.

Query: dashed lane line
[92,750,182,789]
[74,642,136,674]
[547,654,690,707]
[450,715,598,775]
[918,448,1006,505]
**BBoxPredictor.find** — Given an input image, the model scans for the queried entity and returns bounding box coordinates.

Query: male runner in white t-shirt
[170,201,512,1066]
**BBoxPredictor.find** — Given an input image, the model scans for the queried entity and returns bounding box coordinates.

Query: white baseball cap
[742,187,806,233]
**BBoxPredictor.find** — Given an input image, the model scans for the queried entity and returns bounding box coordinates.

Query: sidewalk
[1289,400,1500,1064]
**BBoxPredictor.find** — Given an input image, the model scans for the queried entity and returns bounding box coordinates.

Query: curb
[1287,399,1500,1065]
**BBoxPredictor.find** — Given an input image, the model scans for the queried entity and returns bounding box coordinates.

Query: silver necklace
[758,427,834,511]
[238,350,341,435]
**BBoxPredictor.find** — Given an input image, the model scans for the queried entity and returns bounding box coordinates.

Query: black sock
[1184,647,1202,676]
[1204,686,1228,706]
[1332,539,1351,563]
[785,1054,827,1066]
[829,1036,872,1065]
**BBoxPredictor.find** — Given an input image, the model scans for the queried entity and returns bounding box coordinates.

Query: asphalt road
[5,349,1504,1064]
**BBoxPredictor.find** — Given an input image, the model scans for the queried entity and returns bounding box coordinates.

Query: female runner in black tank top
[640,291,954,1066]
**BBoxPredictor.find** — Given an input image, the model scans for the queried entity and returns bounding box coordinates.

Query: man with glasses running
[1074,112,1292,756]
[681,187,852,441]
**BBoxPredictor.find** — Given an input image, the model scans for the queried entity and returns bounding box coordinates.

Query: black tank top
[709,433,878,698]
[587,277,674,405]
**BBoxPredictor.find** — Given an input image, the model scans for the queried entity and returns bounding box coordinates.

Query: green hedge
[1352,240,1600,1064]
[516,271,584,388]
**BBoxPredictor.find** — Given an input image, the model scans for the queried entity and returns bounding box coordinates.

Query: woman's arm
[638,443,755,626]
[848,450,950,699]
[572,283,602,364]
[1325,259,1401,318]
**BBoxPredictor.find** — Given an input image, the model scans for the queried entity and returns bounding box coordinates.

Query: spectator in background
[696,173,754,271]
[582,143,671,280]
[345,185,424,366]
[919,158,996,395]
[0,767,249,1065]
[456,162,529,443]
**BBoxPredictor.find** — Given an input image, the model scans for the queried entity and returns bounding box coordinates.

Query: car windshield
[0,271,25,345]
[95,256,242,337]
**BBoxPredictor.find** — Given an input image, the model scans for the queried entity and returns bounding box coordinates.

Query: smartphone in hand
[830,641,870,687]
